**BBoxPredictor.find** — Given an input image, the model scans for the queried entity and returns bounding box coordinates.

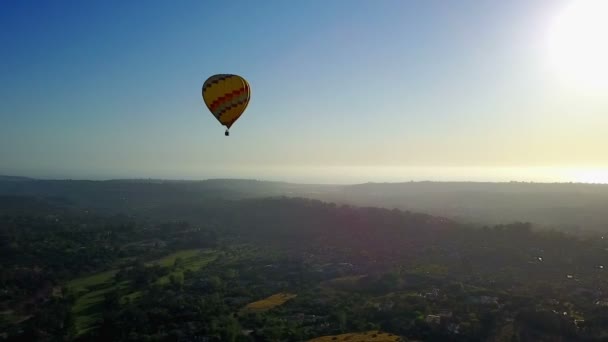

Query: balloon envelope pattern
[202,74,250,129]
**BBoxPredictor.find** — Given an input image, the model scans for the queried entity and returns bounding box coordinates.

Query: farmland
[241,293,297,313]
[308,331,401,342]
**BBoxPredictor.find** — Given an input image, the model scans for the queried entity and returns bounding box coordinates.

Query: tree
[221,315,241,342]
[169,272,184,289]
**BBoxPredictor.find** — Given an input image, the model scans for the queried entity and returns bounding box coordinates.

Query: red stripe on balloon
[210,87,246,111]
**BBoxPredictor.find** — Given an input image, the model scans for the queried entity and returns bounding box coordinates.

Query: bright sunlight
[547,0,608,92]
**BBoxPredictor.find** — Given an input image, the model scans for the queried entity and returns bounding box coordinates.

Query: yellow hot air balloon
[202,74,250,136]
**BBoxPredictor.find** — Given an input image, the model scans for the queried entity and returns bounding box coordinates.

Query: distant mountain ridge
[0,176,607,232]
[2,175,606,187]
[0,175,35,181]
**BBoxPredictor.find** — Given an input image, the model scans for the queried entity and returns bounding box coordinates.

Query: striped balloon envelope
[202,74,250,136]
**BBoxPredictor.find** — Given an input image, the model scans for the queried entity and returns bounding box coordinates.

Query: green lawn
[153,249,218,285]
[66,249,217,335]
[147,249,201,267]
[412,263,449,276]
[67,270,117,294]
[0,310,31,325]
[67,270,121,335]
[121,290,142,303]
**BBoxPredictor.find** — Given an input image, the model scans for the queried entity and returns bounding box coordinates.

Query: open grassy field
[322,275,368,290]
[121,290,142,303]
[0,310,31,326]
[151,249,218,285]
[412,263,448,276]
[66,269,122,335]
[308,330,401,342]
[67,249,217,335]
[241,293,297,313]
[147,249,200,267]
[67,269,117,294]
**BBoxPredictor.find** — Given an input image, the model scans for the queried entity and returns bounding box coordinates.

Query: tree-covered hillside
[1,195,608,341]
[1,178,607,232]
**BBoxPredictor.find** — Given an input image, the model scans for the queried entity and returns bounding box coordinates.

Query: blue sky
[1,0,606,182]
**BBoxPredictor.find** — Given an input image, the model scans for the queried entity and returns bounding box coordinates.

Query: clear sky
[1,0,607,183]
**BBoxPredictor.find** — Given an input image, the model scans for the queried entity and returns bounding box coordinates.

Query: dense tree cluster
[1,195,608,341]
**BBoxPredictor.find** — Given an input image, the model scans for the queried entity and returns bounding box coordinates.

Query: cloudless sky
[1,0,607,183]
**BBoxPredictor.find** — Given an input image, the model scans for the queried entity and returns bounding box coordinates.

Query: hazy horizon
[3,165,608,185]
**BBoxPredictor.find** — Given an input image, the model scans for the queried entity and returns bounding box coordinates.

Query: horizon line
[1,175,607,186]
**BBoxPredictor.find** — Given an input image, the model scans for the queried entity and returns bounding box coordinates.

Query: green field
[322,275,368,290]
[121,290,142,303]
[67,269,121,334]
[412,263,449,276]
[67,269,118,294]
[147,249,201,267]
[151,249,218,285]
[0,310,31,326]
[67,249,217,335]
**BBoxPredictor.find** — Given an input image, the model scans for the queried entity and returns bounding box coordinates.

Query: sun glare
[547,0,608,93]
[573,169,608,184]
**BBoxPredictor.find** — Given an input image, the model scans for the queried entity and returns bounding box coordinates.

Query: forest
[1,181,608,341]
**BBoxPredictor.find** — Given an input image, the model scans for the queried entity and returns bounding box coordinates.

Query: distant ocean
[186,166,608,185]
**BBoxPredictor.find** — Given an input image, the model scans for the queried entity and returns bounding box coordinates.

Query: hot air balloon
[202,74,250,136]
